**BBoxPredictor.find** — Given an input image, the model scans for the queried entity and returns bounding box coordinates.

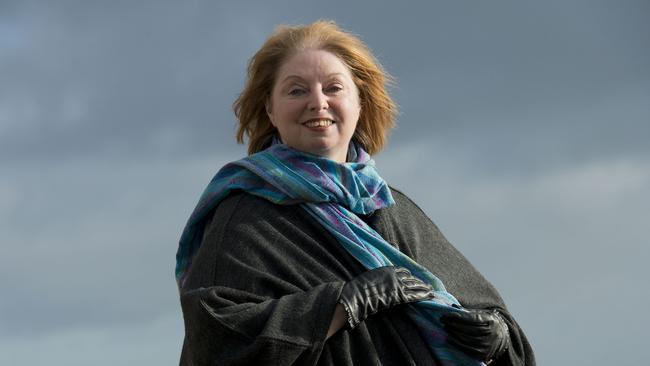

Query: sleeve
[179,193,346,366]
[379,188,536,366]
[491,309,536,366]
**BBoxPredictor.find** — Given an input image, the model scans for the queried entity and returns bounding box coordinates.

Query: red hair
[233,20,397,155]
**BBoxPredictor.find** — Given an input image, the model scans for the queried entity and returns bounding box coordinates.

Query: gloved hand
[338,266,435,329]
[440,308,510,362]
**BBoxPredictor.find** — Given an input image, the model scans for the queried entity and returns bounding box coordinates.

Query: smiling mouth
[302,119,335,128]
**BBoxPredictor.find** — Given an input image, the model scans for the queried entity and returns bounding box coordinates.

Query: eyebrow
[279,73,347,85]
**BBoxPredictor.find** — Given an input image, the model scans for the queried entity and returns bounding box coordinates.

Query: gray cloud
[0,153,245,336]
[378,143,650,365]
[3,1,647,164]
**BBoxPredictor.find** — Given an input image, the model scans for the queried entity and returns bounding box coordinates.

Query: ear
[265,99,275,126]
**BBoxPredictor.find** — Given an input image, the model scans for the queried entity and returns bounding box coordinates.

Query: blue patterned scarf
[176,142,484,365]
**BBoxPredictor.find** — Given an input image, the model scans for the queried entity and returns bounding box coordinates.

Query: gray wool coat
[179,188,535,365]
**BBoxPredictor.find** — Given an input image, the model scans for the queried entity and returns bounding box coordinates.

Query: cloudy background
[1,0,648,365]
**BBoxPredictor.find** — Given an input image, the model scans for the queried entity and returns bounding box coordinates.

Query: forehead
[276,49,354,83]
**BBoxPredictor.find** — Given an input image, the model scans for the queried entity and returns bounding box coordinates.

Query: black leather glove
[338,266,435,329]
[440,308,510,362]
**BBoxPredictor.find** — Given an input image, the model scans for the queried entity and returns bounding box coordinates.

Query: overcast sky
[2,1,648,365]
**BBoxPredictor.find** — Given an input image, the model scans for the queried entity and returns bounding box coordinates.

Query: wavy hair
[233,20,397,155]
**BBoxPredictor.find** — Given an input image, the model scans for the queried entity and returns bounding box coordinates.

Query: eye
[325,84,343,93]
[288,88,306,96]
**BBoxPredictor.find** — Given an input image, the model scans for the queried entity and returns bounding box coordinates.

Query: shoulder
[385,186,443,232]
[214,190,287,215]
[206,190,303,232]
[385,187,506,308]
[388,186,425,213]
[184,191,329,290]
[185,191,361,292]
[204,191,338,253]
[366,186,449,260]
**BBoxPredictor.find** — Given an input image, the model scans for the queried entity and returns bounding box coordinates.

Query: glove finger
[443,319,493,334]
[446,328,492,345]
[400,276,425,286]
[401,277,433,291]
[398,272,433,290]
[446,337,490,360]
[394,267,412,277]
[446,327,490,348]
[401,283,434,301]
[408,290,435,302]
[440,312,475,326]
[445,329,493,344]
[441,311,492,326]
[404,287,435,300]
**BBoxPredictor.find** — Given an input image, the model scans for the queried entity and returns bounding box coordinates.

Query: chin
[313,147,347,162]
[292,141,347,161]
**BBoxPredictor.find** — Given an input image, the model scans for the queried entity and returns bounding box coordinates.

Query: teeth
[304,119,333,127]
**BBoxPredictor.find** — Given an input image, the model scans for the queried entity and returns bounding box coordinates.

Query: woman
[176,20,535,365]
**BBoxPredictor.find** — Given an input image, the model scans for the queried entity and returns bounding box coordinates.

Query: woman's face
[267,49,361,163]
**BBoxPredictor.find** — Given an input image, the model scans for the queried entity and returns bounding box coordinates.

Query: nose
[308,89,328,111]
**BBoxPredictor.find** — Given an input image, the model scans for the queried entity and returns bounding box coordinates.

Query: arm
[181,282,344,366]
[326,304,347,339]
[374,188,536,365]
[179,194,348,365]
[489,309,536,366]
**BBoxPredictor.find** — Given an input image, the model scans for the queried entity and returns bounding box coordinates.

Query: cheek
[343,101,361,122]
[275,100,302,120]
